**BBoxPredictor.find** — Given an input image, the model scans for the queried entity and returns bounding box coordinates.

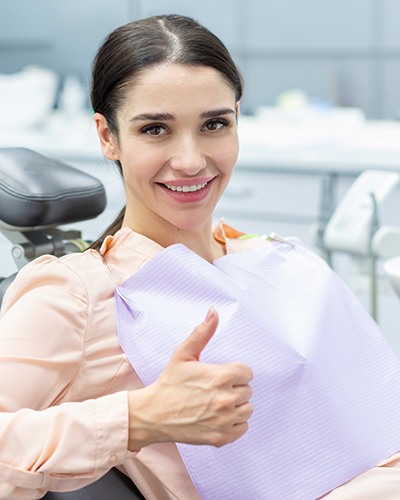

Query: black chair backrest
[0,147,106,230]
[0,147,107,307]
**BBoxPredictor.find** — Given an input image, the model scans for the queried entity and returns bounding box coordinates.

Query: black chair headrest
[0,147,107,230]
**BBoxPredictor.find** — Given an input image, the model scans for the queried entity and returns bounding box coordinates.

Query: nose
[169,135,207,175]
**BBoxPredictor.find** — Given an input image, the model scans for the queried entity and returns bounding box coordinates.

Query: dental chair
[0,148,145,499]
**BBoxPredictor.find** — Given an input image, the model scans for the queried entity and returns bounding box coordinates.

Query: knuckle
[232,361,253,377]
[214,392,236,410]
[240,401,254,419]
[213,432,229,448]
[214,369,234,387]
[248,403,254,417]
[239,422,249,436]
[208,420,251,448]
[206,429,225,448]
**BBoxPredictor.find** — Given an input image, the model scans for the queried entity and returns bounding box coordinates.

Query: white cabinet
[215,167,324,248]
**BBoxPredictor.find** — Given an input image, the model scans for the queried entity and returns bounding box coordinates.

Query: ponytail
[89,206,125,251]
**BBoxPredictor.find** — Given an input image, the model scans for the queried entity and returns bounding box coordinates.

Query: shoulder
[1,249,114,314]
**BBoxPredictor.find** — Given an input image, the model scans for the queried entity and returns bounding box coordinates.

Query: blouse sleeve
[0,256,134,497]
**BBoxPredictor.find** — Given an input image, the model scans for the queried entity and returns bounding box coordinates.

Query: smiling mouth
[163,181,208,193]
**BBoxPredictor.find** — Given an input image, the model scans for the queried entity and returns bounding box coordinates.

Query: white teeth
[164,182,208,192]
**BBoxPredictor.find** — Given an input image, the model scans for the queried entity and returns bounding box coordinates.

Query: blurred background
[2,0,400,350]
[2,0,400,118]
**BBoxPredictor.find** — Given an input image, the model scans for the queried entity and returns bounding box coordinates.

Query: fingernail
[205,306,215,323]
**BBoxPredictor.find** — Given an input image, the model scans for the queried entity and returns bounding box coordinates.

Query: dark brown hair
[89,14,243,249]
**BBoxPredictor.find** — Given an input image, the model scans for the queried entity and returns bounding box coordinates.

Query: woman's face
[95,63,239,240]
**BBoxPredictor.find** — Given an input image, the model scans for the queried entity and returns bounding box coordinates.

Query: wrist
[127,386,161,451]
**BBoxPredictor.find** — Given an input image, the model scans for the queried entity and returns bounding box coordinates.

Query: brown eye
[141,124,167,136]
[203,118,229,132]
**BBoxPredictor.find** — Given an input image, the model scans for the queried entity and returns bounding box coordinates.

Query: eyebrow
[130,112,174,122]
[130,107,236,122]
[200,107,237,119]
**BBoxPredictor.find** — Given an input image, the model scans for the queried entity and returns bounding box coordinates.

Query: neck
[123,218,226,262]
[184,232,226,262]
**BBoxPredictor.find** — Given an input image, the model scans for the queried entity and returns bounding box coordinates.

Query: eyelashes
[203,118,230,131]
[140,124,166,136]
[140,118,232,137]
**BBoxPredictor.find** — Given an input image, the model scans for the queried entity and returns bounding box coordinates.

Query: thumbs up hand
[128,307,253,451]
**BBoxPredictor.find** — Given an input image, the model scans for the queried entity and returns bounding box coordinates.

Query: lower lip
[160,181,213,203]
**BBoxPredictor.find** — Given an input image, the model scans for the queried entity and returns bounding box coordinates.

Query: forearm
[0,391,135,498]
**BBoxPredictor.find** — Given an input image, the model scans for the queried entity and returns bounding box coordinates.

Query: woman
[0,14,400,499]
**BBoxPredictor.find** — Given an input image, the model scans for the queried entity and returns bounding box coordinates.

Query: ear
[93,112,119,161]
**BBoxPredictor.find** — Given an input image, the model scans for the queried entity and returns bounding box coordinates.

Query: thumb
[173,307,219,362]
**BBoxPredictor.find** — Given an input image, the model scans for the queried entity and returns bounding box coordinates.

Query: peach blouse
[0,224,399,499]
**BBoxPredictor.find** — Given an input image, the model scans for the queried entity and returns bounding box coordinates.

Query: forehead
[120,64,236,113]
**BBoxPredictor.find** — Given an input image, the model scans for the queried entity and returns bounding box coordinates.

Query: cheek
[217,137,239,173]
[120,147,162,182]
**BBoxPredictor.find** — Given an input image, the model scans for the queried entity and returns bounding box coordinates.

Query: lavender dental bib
[115,239,400,500]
